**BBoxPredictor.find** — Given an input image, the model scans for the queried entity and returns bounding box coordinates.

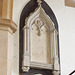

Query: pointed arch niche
[19,0,60,75]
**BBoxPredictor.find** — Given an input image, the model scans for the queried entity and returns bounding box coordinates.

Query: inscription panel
[31,19,51,64]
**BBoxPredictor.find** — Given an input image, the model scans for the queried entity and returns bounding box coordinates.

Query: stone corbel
[22,25,30,72]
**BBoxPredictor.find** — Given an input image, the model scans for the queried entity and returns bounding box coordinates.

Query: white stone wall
[12,0,75,75]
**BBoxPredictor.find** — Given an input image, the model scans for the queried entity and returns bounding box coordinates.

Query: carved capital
[0,18,17,33]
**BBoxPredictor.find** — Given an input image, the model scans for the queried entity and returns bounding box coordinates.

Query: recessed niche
[19,0,60,74]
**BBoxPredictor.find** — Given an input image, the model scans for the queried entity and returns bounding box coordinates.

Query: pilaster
[0,18,17,75]
[53,30,60,75]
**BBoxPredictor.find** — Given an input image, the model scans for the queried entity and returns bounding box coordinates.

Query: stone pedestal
[0,19,17,75]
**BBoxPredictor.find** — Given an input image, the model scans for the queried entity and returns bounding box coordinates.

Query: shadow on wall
[69,70,75,75]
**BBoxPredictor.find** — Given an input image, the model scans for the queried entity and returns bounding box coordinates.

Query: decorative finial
[37,0,42,6]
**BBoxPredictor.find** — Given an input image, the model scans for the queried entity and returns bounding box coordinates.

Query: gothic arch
[19,0,60,75]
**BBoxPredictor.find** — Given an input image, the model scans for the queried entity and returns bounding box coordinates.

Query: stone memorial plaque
[19,0,60,75]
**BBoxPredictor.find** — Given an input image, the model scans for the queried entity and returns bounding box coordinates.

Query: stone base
[53,70,60,75]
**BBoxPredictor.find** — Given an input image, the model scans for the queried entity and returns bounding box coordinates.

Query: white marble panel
[31,25,51,64]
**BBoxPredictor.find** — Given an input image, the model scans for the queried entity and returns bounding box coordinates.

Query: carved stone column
[0,19,17,75]
[22,25,30,72]
[50,30,54,64]
[53,30,60,75]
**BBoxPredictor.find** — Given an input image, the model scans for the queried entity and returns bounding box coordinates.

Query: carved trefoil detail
[31,18,49,36]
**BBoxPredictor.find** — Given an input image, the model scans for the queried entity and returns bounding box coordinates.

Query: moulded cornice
[0,18,17,33]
